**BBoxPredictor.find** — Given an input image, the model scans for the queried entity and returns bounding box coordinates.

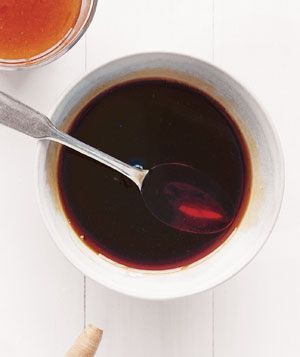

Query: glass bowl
[0,0,97,70]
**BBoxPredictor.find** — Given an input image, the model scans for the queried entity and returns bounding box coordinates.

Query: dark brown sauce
[57,79,251,270]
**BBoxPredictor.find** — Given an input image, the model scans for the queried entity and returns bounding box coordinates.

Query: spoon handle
[0,91,55,138]
[50,129,147,188]
[0,91,147,188]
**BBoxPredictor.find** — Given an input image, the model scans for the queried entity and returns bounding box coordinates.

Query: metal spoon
[0,91,233,234]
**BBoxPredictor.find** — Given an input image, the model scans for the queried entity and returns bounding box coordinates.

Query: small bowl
[0,0,97,70]
[37,53,284,300]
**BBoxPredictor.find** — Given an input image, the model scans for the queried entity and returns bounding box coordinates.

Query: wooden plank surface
[0,43,86,356]
[1,0,299,355]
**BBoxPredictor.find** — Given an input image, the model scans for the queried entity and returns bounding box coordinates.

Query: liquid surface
[57,79,250,270]
[0,0,82,60]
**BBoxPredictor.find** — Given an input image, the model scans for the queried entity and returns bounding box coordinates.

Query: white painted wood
[1,0,298,355]
[86,0,214,356]
[86,0,213,68]
[214,0,300,356]
[86,283,213,357]
[0,41,86,356]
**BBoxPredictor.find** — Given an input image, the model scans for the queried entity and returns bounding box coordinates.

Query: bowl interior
[37,53,284,299]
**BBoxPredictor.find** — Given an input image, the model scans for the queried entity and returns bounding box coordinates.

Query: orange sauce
[0,0,82,60]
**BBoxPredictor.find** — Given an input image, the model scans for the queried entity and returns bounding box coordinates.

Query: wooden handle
[65,325,103,357]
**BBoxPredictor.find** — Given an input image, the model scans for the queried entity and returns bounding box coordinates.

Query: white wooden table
[0,0,298,355]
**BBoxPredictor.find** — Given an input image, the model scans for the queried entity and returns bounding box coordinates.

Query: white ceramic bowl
[37,53,284,300]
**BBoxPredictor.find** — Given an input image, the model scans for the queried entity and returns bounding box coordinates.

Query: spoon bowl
[141,163,234,234]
